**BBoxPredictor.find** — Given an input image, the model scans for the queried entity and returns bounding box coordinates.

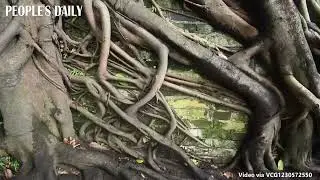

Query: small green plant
[68,67,85,77]
[136,159,144,164]
[0,156,20,173]
[277,159,284,171]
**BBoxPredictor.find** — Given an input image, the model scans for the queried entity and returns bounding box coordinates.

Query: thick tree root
[245,116,280,171]
[185,0,258,41]
[117,15,169,118]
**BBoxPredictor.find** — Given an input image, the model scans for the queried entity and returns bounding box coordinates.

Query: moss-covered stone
[213,110,232,120]
[164,94,247,166]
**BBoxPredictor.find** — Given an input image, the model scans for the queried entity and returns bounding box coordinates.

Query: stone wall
[161,68,247,167]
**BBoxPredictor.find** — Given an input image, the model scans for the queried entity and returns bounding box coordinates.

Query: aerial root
[222,0,252,23]
[117,24,146,48]
[79,33,94,55]
[111,42,150,79]
[93,0,111,80]
[107,99,210,179]
[286,108,309,129]
[163,81,251,114]
[71,73,209,179]
[302,16,320,48]
[96,100,106,117]
[168,50,192,65]
[79,121,93,140]
[283,74,320,109]
[54,26,81,46]
[305,165,320,173]
[107,73,145,89]
[140,111,210,147]
[164,75,245,103]
[300,0,311,22]
[82,0,135,104]
[109,135,143,159]
[228,40,265,63]
[110,42,151,78]
[310,0,320,18]
[228,40,286,108]
[244,150,253,172]
[79,12,211,177]
[147,144,162,172]
[71,104,138,143]
[93,0,135,104]
[296,0,320,97]
[83,0,150,79]
[150,0,228,53]
[83,0,98,34]
[158,92,177,138]
[70,74,133,105]
[116,14,169,117]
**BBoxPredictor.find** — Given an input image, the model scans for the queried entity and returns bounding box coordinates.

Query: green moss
[202,120,245,141]
[199,32,242,48]
[167,68,204,82]
[165,95,247,143]
[177,108,206,121]
[115,73,130,86]
[167,98,206,109]
[67,67,85,77]
[166,97,209,124]
[219,119,246,132]
[213,111,232,120]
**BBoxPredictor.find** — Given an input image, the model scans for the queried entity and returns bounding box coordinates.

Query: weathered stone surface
[164,94,247,166]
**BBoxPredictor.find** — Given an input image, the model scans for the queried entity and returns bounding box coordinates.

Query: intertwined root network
[1,0,320,179]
